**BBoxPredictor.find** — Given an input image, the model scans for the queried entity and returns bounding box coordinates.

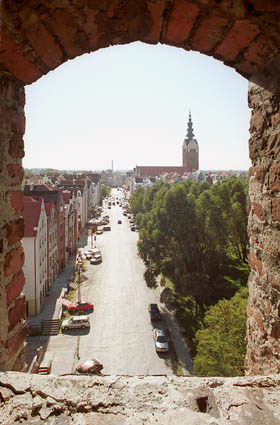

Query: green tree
[130,186,145,215]
[193,287,248,377]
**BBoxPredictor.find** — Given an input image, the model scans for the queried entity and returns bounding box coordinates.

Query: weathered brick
[192,13,228,53]
[6,326,27,358]
[252,202,264,221]
[249,252,263,276]
[7,164,24,186]
[268,274,280,291]
[254,310,264,333]
[0,106,26,135]
[0,32,42,84]
[250,109,264,133]
[8,297,26,332]
[268,164,280,191]
[43,9,86,58]
[143,1,165,44]
[9,191,24,213]
[165,1,199,45]
[271,112,280,125]
[271,198,280,221]
[249,165,265,184]
[26,22,63,69]
[4,246,25,277]
[216,20,259,61]
[4,218,24,246]
[8,134,24,159]
[6,270,25,305]
[253,0,280,11]
[244,35,277,70]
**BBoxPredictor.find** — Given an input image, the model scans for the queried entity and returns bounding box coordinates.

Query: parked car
[103,226,111,231]
[61,315,90,330]
[148,303,161,321]
[90,254,102,264]
[96,228,103,235]
[130,225,136,231]
[68,300,94,313]
[75,358,103,375]
[118,220,122,224]
[153,328,169,353]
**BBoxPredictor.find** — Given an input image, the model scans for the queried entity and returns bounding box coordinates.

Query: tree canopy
[193,287,248,376]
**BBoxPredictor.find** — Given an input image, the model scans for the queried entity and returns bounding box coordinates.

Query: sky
[23,41,251,172]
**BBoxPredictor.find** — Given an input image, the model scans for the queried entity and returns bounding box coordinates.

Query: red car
[68,300,94,313]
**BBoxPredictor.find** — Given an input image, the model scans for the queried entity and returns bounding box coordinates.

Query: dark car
[103,226,111,231]
[75,358,103,375]
[90,254,102,264]
[130,225,135,231]
[149,303,161,321]
[118,220,122,224]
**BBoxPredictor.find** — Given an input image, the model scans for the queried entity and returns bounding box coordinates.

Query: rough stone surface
[0,70,27,371]
[0,373,279,425]
[246,83,280,375]
[0,0,279,379]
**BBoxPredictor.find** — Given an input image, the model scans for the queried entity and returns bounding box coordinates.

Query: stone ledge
[0,372,280,424]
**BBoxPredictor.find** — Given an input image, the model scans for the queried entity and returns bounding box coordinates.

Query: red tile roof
[134,166,189,177]
[23,197,42,237]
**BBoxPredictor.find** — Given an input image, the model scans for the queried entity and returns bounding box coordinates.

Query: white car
[153,328,169,353]
[61,315,90,330]
[90,254,102,264]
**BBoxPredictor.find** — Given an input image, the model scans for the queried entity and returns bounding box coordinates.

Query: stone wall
[0,72,27,371]
[246,83,280,375]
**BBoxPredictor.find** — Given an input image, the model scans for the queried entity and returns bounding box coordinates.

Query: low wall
[0,372,279,424]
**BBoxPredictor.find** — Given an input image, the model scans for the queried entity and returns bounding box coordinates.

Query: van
[61,315,90,330]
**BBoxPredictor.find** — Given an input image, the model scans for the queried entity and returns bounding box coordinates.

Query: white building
[22,196,48,315]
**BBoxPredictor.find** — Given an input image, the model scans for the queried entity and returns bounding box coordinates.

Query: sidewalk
[27,256,76,327]
[155,282,193,375]
[27,234,88,327]
[25,235,89,370]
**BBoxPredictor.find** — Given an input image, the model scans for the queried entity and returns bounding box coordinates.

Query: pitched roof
[24,188,64,210]
[23,197,42,237]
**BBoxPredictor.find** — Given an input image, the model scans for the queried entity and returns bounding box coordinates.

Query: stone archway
[0,0,280,374]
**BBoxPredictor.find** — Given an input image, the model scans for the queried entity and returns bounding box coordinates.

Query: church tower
[182,112,199,172]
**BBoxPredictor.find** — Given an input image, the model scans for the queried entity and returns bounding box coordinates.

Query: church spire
[186,111,195,142]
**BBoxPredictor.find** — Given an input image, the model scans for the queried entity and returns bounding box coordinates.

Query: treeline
[130,177,249,376]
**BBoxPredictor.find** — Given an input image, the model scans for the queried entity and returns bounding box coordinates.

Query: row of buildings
[22,173,101,316]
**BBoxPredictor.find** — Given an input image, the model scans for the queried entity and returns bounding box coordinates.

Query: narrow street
[30,189,192,376]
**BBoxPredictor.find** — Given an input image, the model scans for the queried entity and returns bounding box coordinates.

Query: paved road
[33,189,191,376]
[41,189,173,375]
[76,189,175,375]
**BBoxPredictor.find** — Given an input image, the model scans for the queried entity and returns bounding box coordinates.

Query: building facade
[22,197,48,316]
[182,112,199,172]
[134,112,199,178]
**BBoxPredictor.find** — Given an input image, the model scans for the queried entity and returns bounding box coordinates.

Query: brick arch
[1,0,279,89]
[0,1,280,373]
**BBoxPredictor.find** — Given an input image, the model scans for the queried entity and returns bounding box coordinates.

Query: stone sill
[0,372,280,424]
